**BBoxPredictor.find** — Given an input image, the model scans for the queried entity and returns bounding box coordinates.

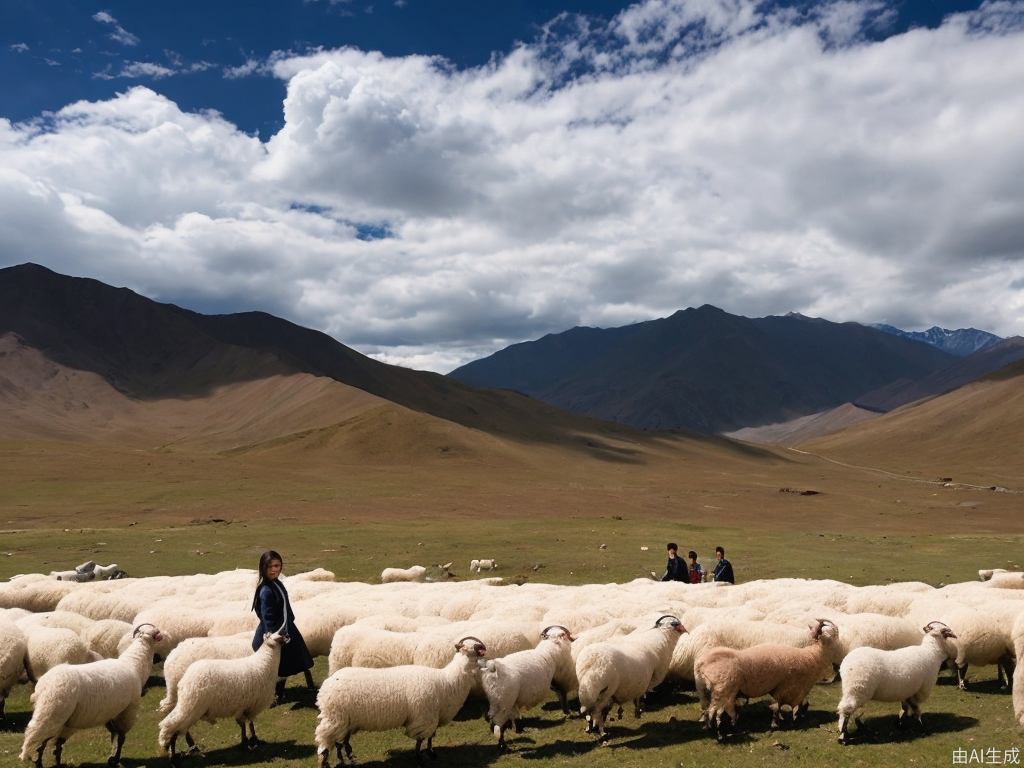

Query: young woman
[251,550,315,702]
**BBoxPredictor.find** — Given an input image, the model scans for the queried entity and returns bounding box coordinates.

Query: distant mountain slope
[872,324,1001,356]
[725,403,881,445]
[0,263,662,452]
[450,307,956,433]
[801,359,1024,487]
[854,336,1024,411]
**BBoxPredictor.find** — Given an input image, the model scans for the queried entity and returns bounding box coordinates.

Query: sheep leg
[837,713,849,744]
[957,662,968,690]
[53,737,66,766]
[247,719,262,750]
[304,668,316,689]
[183,730,204,756]
[998,655,1014,689]
[105,722,126,767]
[32,738,49,768]
[343,735,354,762]
[318,746,332,768]
[769,702,781,730]
[493,721,508,750]
[551,683,571,715]
[426,735,438,759]
[414,738,427,766]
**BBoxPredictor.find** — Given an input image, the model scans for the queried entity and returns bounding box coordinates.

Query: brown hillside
[726,403,881,445]
[802,359,1024,487]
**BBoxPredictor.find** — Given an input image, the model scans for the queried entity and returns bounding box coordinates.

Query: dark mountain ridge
[450,308,957,433]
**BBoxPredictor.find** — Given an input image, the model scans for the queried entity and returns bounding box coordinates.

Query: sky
[1,0,1022,372]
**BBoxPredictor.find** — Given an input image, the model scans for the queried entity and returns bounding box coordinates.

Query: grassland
[2,515,1022,768]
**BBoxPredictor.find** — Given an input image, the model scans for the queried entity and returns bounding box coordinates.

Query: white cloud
[92,11,141,47]
[10,43,30,53]
[4,0,1024,373]
[119,61,176,79]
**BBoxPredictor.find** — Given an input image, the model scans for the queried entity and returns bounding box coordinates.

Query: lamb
[158,633,254,714]
[0,615,27,719]
[470,559,498,573]
[480,625,576,748]
[19,623,164,767]
[575,615,686,739]
[380,564,456,584]
[314,636,487,767]
[836,621,959,744]
[694,618,840,739]
[157,632,286,761]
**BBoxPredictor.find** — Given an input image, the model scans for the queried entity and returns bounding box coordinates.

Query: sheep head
[455,636,487,657]
[923,621,959,661]
[132,623,165,643]
[262,631,288,647]
[654,615,687,634]
[540,624,575,642]
[809,618,839,642]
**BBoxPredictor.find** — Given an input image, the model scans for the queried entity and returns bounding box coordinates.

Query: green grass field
[2,518,1022,768]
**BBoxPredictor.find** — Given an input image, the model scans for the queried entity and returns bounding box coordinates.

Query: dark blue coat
[662,556,687,582]
[252,579,313,677]
[713,558,735,584]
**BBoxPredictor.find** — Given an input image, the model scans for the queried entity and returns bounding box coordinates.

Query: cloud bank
[4,0,1024,372]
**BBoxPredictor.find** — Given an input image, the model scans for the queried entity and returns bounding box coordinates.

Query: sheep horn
[654,614,680,628]
[455,636,486,652]
[923,620,949,633]
[132,623,157,638]
[540,624,572,640]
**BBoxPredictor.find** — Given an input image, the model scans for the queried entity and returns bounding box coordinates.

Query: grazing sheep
[157,632,286,761]
[21,626,98,682]
[470,559,498,573]
[694,619,839,739]
[0,615,27,719]
[381,564,456,584]
[19,623,164,767]
[481,625,576,748]
[158,633,254,714]
[576,615,687,739]
[315,636,487,767]
[836,621,959,744]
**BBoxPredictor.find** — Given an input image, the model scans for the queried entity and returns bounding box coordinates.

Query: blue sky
[1,0,1022,371]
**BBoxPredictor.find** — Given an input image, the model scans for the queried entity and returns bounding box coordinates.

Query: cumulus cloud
[10,43,30,53]
[4,0,1024,373]
[92,11,140,47]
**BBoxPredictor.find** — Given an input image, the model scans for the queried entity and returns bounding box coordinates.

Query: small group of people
[660,543,735,584]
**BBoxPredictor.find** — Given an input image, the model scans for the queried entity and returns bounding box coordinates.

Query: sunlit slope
[802,360,1024,487]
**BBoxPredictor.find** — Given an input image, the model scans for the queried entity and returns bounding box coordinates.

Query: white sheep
[0,615,27,719]
[19,623,164,767]
[315,636,487,767]
[471,559,498,573]
[575,615,686,739]
[380,564,455,584]
[158,633,254,714]
[157,632,286,761]
[82,619,134,660]
[836,621,959,743]
[480,625,576,748]
[694,618,840,739]
[21,625,99,682]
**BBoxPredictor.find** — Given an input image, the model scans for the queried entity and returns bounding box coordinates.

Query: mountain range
[871,323,1001,357]
[449,307,968,433]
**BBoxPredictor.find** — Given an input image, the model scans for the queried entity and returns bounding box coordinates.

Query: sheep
[470,559,498,573]
[0,615,27,719]
[669,619,812,683]
[22,626,99,682]
[836,621,959,744]
[158,633,254,714]
[979,568,1008,581]
[480,625,576,748]
[380,564,456,584]
[82,620,134,660]
[157,632,286,761]
[19,623,164,768]
[575,615,686,739]
[694,618,840,739]
[314,635,487,767]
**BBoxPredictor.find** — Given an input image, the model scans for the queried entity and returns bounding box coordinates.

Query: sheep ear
[442,562,453,569]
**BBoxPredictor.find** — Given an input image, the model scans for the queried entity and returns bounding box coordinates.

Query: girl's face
[265,559,283,581]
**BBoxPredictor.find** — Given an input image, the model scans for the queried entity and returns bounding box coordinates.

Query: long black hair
[252,549,283,612]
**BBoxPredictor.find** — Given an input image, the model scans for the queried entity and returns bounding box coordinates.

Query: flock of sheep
[1,564,1023,767]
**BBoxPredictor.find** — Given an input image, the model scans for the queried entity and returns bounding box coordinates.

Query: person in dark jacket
[712,546,735,584]
[661,543,688,582]
[252,549,314,703]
